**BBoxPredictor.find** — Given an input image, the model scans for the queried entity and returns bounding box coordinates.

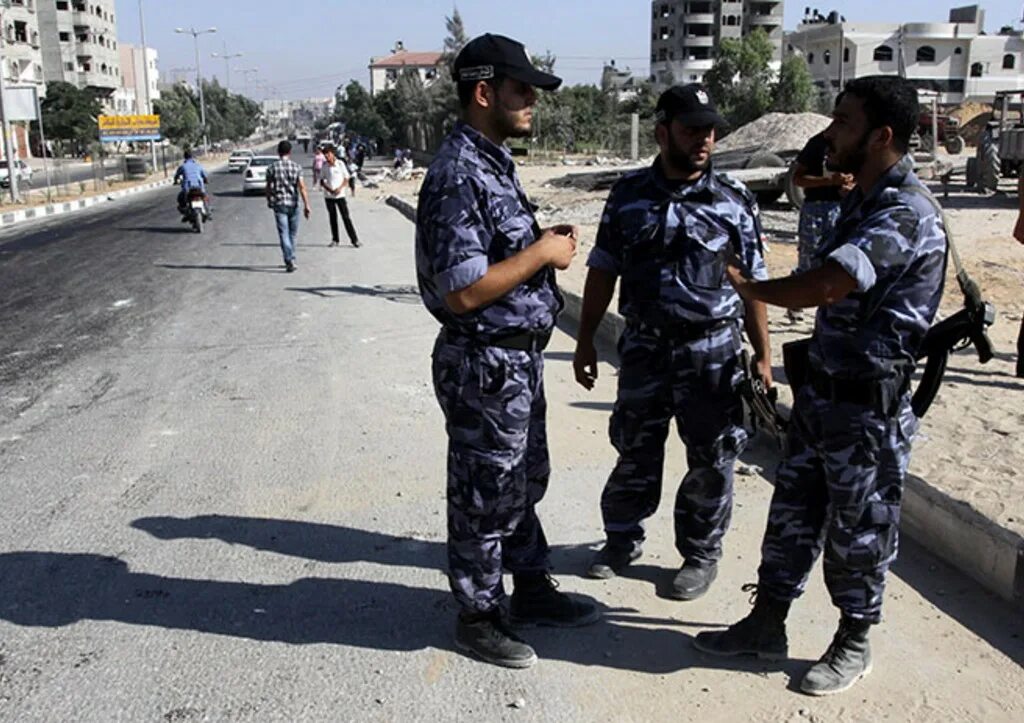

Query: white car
[227,149,254,172]
[241,155,278,195]
[0,159,33,188]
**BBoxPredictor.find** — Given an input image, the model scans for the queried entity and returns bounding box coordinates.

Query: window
[59,31,71,42]
[824,49,831,65]
[873,45,894,61]
[916,46,936,63]
[970,62,983,77]
[1004,54,1016,70]
[57,1,69,9]
[954,47,963,55]
[843,47,850,63]
[65,62,74,71]
[658,47,668,61]
[808,51,815,64]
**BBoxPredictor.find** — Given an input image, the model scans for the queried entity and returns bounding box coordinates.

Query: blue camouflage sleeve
[587,187,623,275]
[735,197,768,282]
[828,205,918,292]
[424,173,492,295]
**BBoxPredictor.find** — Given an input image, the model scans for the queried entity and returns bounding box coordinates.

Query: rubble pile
[716,112,832,154]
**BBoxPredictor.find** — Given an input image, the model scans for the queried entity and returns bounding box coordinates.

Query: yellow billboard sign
[98,114,161,141]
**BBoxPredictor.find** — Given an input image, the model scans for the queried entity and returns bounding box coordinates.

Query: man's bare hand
[837,173,856,197]
[573,340,598,390]
[539,229,577,270]
[547,223,580,241]
[1014,213,1024,244]
[754,357,774,389]
[303,205,311,219]
[726,262,753,298]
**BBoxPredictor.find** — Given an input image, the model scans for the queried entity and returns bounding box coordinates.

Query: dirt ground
[380,160,1024,540]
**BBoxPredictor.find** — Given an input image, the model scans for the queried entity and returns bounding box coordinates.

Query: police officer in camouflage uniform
[694,76,948,696]
[415,33,600,670]
[572,85,772,601]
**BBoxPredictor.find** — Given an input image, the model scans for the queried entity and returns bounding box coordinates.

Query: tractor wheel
[978,140,1001,193]
[944,135,965,155]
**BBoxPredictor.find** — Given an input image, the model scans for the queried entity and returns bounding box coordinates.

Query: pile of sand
[717,112,832,154]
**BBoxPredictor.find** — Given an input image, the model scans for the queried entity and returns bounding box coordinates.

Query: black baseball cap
[453,33,562,91]
[656,84,726,128]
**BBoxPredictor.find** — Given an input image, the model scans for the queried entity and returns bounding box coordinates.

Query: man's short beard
[664,135,710,175]
[493,106,531,139]
[826,130,871,174]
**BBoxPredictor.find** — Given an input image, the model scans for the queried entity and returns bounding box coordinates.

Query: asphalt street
[0,152,1022,721]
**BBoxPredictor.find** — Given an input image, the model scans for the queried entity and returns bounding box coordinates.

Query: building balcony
[682,35,716,48]
[78,70,118,90]
[683,13,715,24]
[748,14,783,26]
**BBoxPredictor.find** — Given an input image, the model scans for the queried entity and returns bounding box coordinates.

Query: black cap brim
[673,109,727,128]
[506,65,563,91]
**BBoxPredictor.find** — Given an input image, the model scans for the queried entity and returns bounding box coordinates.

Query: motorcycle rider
[173,150,210,220]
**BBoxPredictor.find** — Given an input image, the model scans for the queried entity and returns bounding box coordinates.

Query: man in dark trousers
[415,33,600,670]
[320,144,360,248]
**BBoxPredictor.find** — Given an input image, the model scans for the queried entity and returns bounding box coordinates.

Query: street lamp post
[238,67,259,97]
[211,48,243,93]
[138,0,158,170]
[175,26,217,153]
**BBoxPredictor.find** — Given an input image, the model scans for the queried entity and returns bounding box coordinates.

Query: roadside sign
[1,86,37,121]
[98,114,161,142]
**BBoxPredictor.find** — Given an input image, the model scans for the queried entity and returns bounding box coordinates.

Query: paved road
[0,156,1022,721]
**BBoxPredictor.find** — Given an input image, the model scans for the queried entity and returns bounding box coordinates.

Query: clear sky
[115,1,1024,100]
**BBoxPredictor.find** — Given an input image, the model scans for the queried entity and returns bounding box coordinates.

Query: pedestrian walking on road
[572,84,771,601]
[415,33,600,670]
[1013,178,1024,378]
[320,144,360,248]
[786,129,852,322]
[312,147,325,188]
[694,76,948,696]
[265,140,311,273]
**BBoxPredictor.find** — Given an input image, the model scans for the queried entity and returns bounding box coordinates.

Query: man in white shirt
[320,144,361,248]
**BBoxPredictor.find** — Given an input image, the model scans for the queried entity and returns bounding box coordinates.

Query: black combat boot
[670,560,718,600]
[454,609,537,669]
[587,541,642,579]
[693,585,790,660]
[510,572,602,627]
[799,616,873,696]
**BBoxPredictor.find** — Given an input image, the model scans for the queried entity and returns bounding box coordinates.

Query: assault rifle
[739,349,787,450]
[909,188,996,417]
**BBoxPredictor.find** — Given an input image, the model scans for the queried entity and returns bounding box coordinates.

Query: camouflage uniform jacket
[587,161,768,327]
[810,154,948,380]
[415,121,563,338]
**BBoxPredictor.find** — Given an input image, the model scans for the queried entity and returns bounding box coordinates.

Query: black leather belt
[628,318,733,342]
[807,367,910,412]
[443,328,552,353]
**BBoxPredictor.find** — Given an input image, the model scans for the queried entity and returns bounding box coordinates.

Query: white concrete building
[369,42,443,97]
[119,43,159,114]
[1,0,46,160]
[785,5,1024,104]
[36,0,121,103]
[650,0,785,86]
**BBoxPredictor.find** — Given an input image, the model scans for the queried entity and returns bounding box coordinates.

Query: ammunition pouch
[782,338,812,390]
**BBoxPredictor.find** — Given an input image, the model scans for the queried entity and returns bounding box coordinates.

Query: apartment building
[1,0,47,160]
[119,43,160,114]
[369,42,443,97]
[785,5,1024,104]
[36,0,121,102]
[649,0,785,86]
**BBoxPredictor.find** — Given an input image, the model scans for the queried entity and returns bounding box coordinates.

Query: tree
[703,29,775,128]
[154,84,201,147]
[428,8,470,142]
[336,81,390,141]
[36,82,102,154]
[771,54,815,113]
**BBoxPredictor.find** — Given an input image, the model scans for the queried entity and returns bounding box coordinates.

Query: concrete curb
[386,201,1024,610]
[0,177,174,229]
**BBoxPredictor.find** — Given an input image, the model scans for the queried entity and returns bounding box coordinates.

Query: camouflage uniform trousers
[601,322,748,563]
[794,201,842,274]
[757,384,918,623]
[431,332,551,614]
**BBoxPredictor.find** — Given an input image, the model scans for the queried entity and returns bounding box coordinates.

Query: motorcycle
[178,187,210,234]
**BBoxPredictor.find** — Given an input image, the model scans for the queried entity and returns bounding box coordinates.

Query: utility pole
[211,46,243,93]
[0,3,21,203]
[138,0,157,171]
[175,26,217,153]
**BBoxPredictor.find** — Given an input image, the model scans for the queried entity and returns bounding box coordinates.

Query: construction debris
[716,112,833,154]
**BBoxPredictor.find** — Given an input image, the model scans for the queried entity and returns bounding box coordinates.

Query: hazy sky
[114,1,1024,100]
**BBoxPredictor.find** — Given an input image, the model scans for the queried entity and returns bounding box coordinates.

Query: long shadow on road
[0,546,807,677]
[156,263,284,274]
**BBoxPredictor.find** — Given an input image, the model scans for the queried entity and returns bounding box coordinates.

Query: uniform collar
[454,120,515,176]
[847,154,915,210]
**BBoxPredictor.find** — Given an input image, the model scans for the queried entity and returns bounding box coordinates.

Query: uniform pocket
[678,236,726,291]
